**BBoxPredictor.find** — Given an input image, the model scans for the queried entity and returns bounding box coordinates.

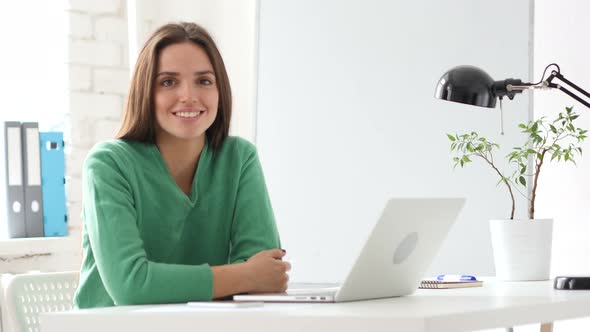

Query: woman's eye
[161,79,175,87]
[199,78,214,86]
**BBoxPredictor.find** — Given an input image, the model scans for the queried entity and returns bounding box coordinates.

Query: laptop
[233,197,465,303]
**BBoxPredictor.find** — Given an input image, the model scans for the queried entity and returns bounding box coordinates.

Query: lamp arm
[503,71,590,109]
[546,71,590,109]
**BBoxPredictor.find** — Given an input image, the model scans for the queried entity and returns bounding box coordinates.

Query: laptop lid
[234,197,465,303]
[334,197,465,302]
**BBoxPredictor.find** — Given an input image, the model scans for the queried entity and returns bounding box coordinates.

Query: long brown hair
[117,22,232,150]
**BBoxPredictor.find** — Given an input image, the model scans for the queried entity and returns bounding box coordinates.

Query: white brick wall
[69,13,93,39]
[69,65,92,91]
[68,0,121,15]
[69,40,122,67]
[63,0,129,269]
[69,92,124,120]
[93,68,130,95]
[95,17,129,43]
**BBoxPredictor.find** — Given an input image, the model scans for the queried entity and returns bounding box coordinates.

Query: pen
[436,274,477,281]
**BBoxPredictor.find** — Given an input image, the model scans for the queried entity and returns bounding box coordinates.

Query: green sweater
[73,137,280,308]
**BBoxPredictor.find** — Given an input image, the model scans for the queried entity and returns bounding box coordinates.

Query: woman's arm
[212,249,290,298]
[223,143,289,294]
[228,145,281,262]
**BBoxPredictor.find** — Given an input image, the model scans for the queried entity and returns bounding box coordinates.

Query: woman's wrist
[211,262,253,299]
[235,261,254,294]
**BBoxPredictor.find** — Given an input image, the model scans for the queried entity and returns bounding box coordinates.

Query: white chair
[0,271,79,332]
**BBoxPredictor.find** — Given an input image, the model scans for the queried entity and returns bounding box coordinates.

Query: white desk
[40,280,590,332]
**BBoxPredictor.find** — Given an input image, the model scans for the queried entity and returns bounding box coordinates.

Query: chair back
[1,271,79,332]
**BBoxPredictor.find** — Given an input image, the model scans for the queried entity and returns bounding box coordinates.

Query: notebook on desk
[233,197,466,303]
[419,280,483,289]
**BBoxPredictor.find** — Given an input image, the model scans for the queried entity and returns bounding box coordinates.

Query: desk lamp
[435,63,590,110]
[434,63,590,290]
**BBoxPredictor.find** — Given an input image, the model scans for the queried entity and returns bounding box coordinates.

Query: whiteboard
[256,0,532,282]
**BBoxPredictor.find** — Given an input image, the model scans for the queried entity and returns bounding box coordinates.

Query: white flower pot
[489,219,553,281]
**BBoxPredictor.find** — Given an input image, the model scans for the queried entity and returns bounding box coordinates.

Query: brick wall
[66,0,129,246]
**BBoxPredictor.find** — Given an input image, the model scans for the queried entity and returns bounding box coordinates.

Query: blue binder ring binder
[40,132,68,237]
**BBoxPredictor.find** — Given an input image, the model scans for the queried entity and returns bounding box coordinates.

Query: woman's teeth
[175,111,203,118]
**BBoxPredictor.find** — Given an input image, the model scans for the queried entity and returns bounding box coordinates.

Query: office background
[0,0,588,330]
[256,0,531,281]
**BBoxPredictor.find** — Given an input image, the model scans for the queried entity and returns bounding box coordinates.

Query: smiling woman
[73,22,290,308]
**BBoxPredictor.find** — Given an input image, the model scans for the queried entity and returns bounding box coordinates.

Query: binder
[40,132,68,237]
[3,122,26,238]
[21,122,44,237]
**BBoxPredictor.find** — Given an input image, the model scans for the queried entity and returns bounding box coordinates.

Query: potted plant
[448,106,587,281]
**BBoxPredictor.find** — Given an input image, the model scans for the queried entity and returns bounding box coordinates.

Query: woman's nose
[179,82,198,104]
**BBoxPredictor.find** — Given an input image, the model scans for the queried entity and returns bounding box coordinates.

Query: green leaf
[519,176,526,186]
[447,134,456,142]
[520,165,526,174]
[550,124,557,133]
[518,123,527,129]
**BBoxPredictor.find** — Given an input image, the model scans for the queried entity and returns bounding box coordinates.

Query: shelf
[0,237,78,256]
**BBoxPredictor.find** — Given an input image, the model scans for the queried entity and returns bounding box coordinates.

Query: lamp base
[554,276,590,290]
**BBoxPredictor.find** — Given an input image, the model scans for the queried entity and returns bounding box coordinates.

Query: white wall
[534,0,590,277]
[256,0,532,283]
[534,0,590,330]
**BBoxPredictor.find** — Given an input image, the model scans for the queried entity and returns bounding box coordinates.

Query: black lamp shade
[435,66,497,108]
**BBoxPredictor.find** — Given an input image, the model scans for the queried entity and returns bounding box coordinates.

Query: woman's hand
[244,249,291,293]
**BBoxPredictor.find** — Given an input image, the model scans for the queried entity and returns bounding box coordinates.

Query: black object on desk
[554,276,590,290]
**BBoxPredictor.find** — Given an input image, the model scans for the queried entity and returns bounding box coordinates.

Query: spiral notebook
[419,280,483,289]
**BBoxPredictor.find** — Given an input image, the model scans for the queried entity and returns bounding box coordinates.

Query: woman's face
[153,42,219,144]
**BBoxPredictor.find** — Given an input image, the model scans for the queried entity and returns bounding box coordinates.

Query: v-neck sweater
[73,136,280,308]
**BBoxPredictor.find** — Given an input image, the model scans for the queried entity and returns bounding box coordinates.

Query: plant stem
[529,149,547,219]
[479,154,516,220]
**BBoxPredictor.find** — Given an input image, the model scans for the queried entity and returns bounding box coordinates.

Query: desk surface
[40,280,590,332]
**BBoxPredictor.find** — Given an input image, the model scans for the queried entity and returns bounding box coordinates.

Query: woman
[74,22,290,308]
